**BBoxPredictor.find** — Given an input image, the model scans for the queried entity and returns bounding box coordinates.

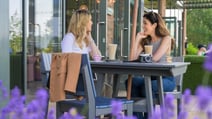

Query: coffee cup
[108,44,117,60]
[93,55,102,62]
[144,45,153,55]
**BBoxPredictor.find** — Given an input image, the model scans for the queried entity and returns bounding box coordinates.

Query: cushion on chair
[58,97,133,109]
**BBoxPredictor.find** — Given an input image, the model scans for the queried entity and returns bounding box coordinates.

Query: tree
[187,9,212,48]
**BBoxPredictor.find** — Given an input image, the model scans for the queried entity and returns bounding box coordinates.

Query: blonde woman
[61,10,101,99]
[62,9,101,58]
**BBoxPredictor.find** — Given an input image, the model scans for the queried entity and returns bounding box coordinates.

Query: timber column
[182,9,187,56]
[158,0,166,17]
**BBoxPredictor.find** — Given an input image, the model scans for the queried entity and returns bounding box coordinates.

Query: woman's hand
[86,32,92,41]
[136,32,147,41]
[132,32,147,60]
[87,32,102,59]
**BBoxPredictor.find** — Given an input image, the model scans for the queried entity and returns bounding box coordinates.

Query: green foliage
[187,9,212,47]
[9,12,22,54]
[183,55,212,94]
[186,42,198,55]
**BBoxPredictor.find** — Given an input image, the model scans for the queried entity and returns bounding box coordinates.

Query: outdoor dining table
[90,60,190,115]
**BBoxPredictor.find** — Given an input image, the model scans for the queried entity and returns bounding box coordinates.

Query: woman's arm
[152,36,171,62]
[133,32,146,60]
[87,32,102,58]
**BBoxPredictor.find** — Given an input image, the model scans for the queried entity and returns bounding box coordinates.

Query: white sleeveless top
[61,33,91,54]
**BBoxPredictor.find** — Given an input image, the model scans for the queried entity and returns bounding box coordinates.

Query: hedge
[183,55,212,94]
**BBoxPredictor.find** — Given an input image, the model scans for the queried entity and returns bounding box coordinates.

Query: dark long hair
[140,12,170,50]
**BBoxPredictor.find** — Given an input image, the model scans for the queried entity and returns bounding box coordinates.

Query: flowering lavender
[207,109,212,119]
[149,107,161,119]
[182,89,192,105]
[195,86,212,110]
[160,94,175,119]
[0,80,8,99]
[204,44,212,72]
[0,81,139,119]
[177,89,192,119]
[111,100,136,119]
[0,84,49,119]
[111,100,122,116]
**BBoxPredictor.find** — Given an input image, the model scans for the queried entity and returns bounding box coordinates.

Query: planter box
[10,54,24,92]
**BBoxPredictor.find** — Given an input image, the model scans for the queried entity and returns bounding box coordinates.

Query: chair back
[81,54,97,98]
[40,52,52,86]
[40,52,52,73]
[81,54,97,113]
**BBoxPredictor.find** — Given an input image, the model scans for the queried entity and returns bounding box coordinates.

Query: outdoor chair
[40,52,52,118]
[163,56,184,113]
[41,53,133,119]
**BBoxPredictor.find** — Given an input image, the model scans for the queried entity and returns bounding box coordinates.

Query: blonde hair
[67,10,91,49]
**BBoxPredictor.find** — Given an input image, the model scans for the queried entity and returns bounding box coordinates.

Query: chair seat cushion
[95,97,133,109]
[57,96,133,109]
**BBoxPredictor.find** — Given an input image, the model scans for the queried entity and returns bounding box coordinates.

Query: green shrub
[186,42,198,55]
[183,55,212,93]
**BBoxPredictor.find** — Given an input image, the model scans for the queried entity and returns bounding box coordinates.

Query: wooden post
[158,0,166,17]
[182,9,187,56]
[127,0,138,100]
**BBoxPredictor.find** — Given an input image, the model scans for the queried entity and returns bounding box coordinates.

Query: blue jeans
[125,76,176,119]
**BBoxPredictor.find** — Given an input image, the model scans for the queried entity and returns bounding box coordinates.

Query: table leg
[95,73,105,96]
[157,76,164,105]
[112,74,120,97]
[144,76,154,116]
[127,75,132,100]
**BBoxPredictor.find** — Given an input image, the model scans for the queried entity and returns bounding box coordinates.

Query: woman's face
[86,17,93,32]
[143,17,156,36]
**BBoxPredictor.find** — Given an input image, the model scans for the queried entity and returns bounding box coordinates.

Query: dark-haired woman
[126,12,175,119]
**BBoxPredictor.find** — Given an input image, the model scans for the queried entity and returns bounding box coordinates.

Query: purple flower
[204,44,212,72]
[1,87,8,99]
[207,110,212,119]
[178,111,187,119]
[195,86,212,110]
[164,94,175,110]
[193,117,200,119]
[35,88,48,110]
[11,86,21,98]
[182,89,191,105]
[0,80,8,99]
[160,94,175,118]
[68,108,84,119]
[111,100,122,116]
[124,116,137,119]
[59,112,71,119]
[47,109,55,119]
[149,107,161,119]
[27,100,40,113]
